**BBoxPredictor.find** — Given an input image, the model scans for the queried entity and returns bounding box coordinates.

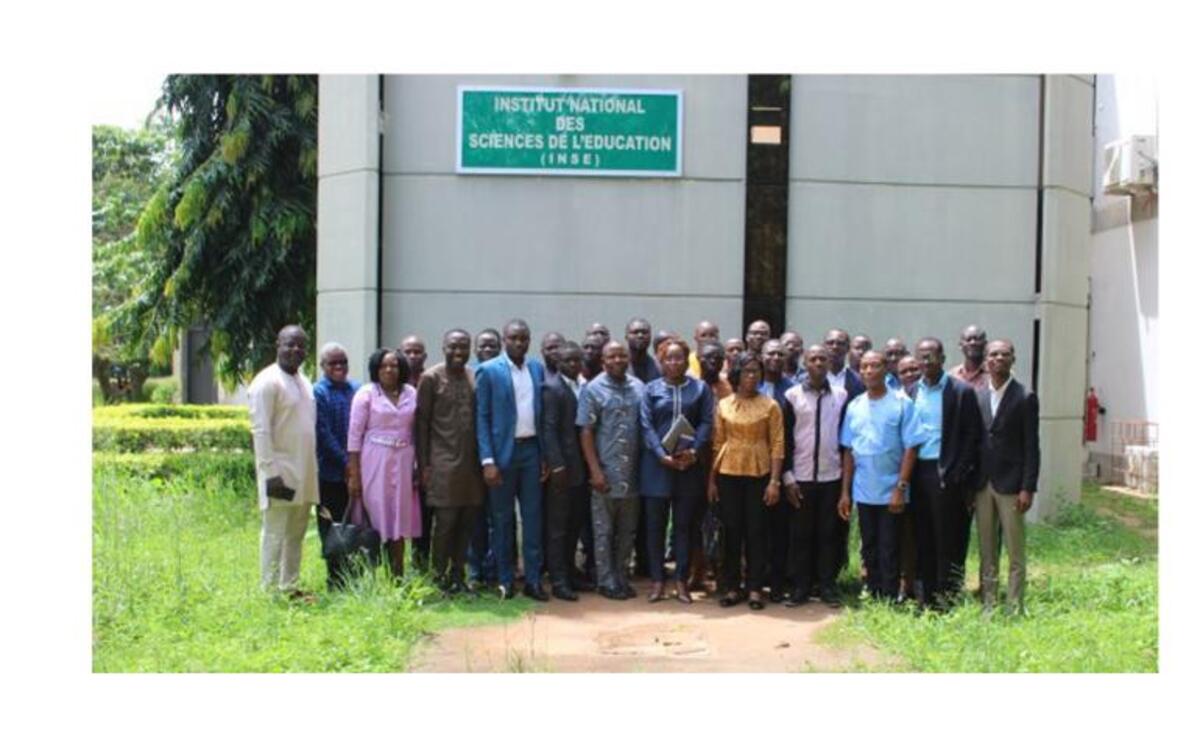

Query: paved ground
[412,582,884,673]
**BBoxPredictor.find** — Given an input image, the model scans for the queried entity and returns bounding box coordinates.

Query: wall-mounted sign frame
[456,85,683,177]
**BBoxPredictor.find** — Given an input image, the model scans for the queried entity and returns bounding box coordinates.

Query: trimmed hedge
[94,404,249,421]
[93,417,251,453]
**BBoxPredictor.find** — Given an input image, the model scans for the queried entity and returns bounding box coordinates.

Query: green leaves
[115,75,319,387]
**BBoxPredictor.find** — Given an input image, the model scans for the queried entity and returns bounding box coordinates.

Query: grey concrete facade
[380,74,746,355]
[317,73,1094,519]
[783,75,1093,518]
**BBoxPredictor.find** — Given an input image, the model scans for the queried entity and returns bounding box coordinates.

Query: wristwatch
[896,480,910,490]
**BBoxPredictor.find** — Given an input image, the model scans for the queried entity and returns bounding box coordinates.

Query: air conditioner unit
[1103,135,1157,196]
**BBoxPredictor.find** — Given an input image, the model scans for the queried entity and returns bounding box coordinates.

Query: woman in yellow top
[707,352,785,610]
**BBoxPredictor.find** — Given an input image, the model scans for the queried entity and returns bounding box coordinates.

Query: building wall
[380,74,747,354]
[317,73,1095,519]
[1087,74,1158,472]
[784,75,1093,518]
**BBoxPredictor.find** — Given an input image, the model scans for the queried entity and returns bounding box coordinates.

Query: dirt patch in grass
[412,582,885,673]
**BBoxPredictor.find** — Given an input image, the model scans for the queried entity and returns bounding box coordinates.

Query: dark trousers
[487,438,544,589]
[466,506,496,584]
[317,480,351,589]
[912,460,969,602]
[957,500,975,591]
[579,501,597,580]
[716,474,769,594]
[787,480,841,594]
[858,502,901,599]
[633,501,649,577]
[546,480,590,587]
[431,505,481,587]
[411,480,433,570]
[836,513,851,575]
[644,493,699,583]
[766,500,794,592]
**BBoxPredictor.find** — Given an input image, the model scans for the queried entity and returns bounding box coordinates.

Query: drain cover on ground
[597,625,710,658]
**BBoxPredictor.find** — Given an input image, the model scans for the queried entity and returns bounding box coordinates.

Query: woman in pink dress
[347,348,422,578]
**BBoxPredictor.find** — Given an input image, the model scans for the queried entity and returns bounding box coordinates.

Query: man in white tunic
[248,325,319,597]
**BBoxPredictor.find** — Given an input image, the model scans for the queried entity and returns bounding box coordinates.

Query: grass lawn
[92,463,531,672]
[818,482,1158,672]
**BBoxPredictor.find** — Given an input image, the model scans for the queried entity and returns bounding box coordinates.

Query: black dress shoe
[497,584,515,601]
[571,577,597,593]
[598,586,626,601]
[523,584,550,602]
[819,587,841,606]
[620,584,638,600]
[768,589,785,604]
[552,584,579,601]
[784,588,810,608]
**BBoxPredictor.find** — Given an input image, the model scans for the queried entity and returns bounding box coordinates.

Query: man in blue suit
[475,319,550,601]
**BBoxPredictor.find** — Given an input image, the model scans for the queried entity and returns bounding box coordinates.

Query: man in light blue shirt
[884,337,908,392]
[911,337,983,609]
[839,351,922,601]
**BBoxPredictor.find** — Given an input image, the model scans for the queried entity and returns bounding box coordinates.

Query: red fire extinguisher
[1085,387,1101,442]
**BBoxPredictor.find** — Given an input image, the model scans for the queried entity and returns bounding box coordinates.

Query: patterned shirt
[313,375,360,483]
[576,372,645,498]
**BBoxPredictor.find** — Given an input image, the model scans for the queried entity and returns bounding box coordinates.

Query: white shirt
[989,375,1012,417]
[828,367,847,391]
[509,357,537,438]
[247,363,319,510]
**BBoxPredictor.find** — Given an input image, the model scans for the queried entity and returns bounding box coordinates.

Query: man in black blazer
[973,339,1039,614]
[910,338,983,609]
[540,341,592,601]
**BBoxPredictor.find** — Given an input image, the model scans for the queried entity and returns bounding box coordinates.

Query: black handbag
[320,502,382,569]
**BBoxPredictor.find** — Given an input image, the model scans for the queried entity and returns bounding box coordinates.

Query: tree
[92,122,174,402]
[112,75,318,388]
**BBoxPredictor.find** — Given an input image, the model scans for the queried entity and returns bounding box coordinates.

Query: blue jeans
[487,438,544,588]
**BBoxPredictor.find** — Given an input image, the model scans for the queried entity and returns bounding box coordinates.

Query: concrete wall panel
[382,175,744,297]
[790,75,1040,187]
[1043,75,1094,197]
[317,171,379,292]
[318,75,379,177]
[1040,188,1091,307]
[787,182,1038,302]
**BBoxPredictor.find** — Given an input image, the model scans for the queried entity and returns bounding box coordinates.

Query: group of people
[249,315,1039,615]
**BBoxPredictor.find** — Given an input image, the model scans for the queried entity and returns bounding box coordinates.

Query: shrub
[93,417,251,453]
[149,380,179,403]
[94,404,248,421]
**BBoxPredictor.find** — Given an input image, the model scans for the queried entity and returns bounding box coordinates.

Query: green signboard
[457,86,683,177]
